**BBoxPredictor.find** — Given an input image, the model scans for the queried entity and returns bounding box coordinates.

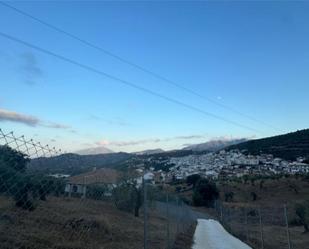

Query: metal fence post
[220,203,223,222]
[143,177,148,249]
[258,207,264,249]
[284,204,292,249]
[244,207,249,243]
[166,193,170,249]
[176,197,180,234]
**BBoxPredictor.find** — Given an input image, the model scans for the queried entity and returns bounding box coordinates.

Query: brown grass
[0,196,188,249]
[218,177,309,249]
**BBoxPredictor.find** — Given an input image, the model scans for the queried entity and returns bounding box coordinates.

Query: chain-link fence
[0,129,197,249]
[214,200,309,249]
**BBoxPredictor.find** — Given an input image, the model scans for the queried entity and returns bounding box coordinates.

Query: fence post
[143,177,148,249]
[220,203,223,222]
[176,197,180,234]
[258,207,264,249]
[166,193,170,249]
[244,207,249,243]
[284,204,292,249]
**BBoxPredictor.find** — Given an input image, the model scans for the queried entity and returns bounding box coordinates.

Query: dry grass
[0,196,179,249]
[217,177,309,249]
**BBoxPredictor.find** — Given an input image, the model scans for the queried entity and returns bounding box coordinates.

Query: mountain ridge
[227,129,309,160]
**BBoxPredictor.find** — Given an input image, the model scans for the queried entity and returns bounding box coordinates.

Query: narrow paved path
[192,219,252,249]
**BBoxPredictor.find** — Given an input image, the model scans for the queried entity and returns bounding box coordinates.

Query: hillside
[134,148,165,155]
[227,129,309,160]
[183,138,247,152]
[29,152,133,175]
[75,146,114,155]
[0,196,169,249]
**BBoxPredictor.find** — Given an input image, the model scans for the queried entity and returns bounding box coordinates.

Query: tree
[295,201,309,233]
[0,145,29,172]
[250,192,257,201]
[224,192,234,202]
[186,174,201,187]
[259,180,265,189]
[192,179,219,207]
[113,180,143,217]
[0,146,33,209]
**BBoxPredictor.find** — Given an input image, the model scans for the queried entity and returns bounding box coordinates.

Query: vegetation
[186,174,201,187]
[295,200,309,233]
[0,145,65,210]
[227,129,309,160]
[192,179,219,207]
[28,152,133,175]
[113,180,143,217]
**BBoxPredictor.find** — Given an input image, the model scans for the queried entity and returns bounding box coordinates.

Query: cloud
[95,134,207,147]
[0,109,39,126]
[42,122,71,129]
[173,135,205,140]
[0,108,70,130]
[88,114,130,126]
[20,52,43,85]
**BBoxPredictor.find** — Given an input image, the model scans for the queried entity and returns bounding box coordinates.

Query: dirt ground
[0,196,193,249]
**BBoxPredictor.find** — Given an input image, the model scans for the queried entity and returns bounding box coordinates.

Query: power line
[0,31,260,133]
[0,1,279,131]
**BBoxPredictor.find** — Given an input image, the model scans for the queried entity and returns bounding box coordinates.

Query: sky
[0,1,309,153]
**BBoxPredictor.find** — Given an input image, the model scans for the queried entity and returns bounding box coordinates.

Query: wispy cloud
[88,114,130,127]
[42,122,71,129]
[20,52,43,85]
[95,134,206,147]
[0,109,39,126]
[0,108,70,130]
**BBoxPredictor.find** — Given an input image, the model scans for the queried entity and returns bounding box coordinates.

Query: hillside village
[129,149,309,184]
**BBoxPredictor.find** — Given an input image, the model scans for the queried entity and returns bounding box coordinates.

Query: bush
[224,192,234,202]
[113,181,143,217]
[0,146,64,210]
[186,174,201,187]
[192,179,219,207]
[87,185,108,200]
[295,200,309,233]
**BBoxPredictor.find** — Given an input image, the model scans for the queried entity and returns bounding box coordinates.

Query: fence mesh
[0,129,197,249]
[1,129,309,249]
[214,200,309,249]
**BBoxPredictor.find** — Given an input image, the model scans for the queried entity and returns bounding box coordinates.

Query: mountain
[29,152,132,175]
[227,129,309,160]
[182,138,248,152]
[134,148,165,155]
[75,146,114,155]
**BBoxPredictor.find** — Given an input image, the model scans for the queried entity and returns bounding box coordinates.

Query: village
[55,149,309,198]
[133,149,309,182]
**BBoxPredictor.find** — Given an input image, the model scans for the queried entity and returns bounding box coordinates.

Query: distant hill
[227,129,309,160]
[75,146,114,155]
[134,148,165,155]
[183,138,247,152]
[29,152,132,175]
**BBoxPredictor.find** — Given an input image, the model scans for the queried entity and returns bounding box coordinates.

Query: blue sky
[0,1,309,153]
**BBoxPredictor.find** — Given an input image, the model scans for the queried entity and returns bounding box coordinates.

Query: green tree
[295,201,309,233]
[0,146,32,209]
[186,174,201,187]
[224,192,234,202]
[113,180,143,217]
[192,179,219,207]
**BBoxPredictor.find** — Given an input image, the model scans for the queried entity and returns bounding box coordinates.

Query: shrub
[192,179,219,207]
[295,201,309,233]
[186,174,201,187]
[224,192,234,202]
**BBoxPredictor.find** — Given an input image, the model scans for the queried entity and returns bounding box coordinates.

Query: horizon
[1,1,309,153]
